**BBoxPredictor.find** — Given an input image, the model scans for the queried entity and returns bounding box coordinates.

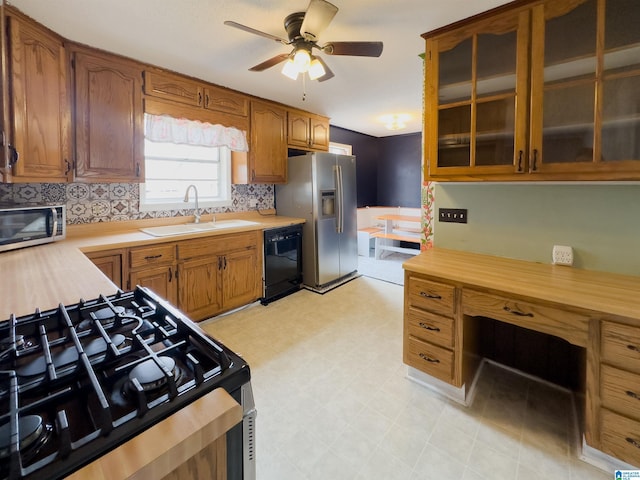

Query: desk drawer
[129,244,176,269]
[407,307,454,348]
[601,322,640,373]
[601,365,640,421]
[600,409,640,467]
[407,277,455,317]
[462,289,589,347]
[405,335,454,383]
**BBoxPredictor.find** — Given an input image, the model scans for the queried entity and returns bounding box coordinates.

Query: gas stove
[0,286,255,480]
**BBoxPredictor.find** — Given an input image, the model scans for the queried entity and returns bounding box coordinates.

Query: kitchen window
[140,114,248,212]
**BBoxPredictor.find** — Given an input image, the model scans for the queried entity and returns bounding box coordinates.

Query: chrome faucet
[183,184,201,224]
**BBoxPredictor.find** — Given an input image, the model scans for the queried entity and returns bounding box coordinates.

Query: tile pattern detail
[0,182,274,224]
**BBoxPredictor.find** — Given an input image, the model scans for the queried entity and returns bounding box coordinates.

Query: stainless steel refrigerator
[276,152,358,291]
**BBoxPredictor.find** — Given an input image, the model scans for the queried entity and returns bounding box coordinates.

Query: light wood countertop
[403,248,640,321]
[66,388,242,480]
[0,210,304,319]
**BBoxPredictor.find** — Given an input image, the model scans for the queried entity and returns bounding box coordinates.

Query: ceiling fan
[224,0,383,82]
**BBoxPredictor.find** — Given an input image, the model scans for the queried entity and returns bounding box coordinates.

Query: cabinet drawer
[600,409,640,467]
[462,289,589,347]
[601,365,640,421]
[405,335,454,383]
[177,231,258,259]
[129,244,176,269]
[601,322,640,373]
[406,307,454,349]
[407,276,455,317]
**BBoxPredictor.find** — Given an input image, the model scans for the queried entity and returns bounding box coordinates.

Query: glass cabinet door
[426,10,529,176]
[530,0,640,174]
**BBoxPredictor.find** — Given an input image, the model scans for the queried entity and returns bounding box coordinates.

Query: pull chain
[302,74,306,101]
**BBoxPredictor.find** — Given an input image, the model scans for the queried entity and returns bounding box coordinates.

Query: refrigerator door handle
[336,164,344,233]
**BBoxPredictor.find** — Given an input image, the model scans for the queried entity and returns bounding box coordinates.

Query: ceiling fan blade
[300,0,338,41]
[323,41,383,57]
[224,20,288,44]
[315,56,335,82]
[248,54,290,72]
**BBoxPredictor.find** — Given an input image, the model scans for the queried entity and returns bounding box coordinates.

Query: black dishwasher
[262,224,303,304]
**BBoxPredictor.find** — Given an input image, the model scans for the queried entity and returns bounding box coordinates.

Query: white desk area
[356,207,421,259]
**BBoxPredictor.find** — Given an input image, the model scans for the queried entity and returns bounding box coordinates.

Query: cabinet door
[87,251,123,289]
[529,0,640,176]
[130,265,177,305]
[178,256,222,321]
[204,85,248,116]
[287,111,310,148]
[249,100,287,183]
[425,9,530,178]
[73,49,144,182]
[310,117,329,151]
[221,248,260,311]
[9,15,71,182]
[144,70,203,107]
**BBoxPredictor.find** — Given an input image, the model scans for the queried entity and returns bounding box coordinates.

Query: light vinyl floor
[202,276,610,480]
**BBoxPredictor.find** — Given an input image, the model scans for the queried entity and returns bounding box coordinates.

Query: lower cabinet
[85,250,124,289]
[178,255,222,320]
[130,264,178,305]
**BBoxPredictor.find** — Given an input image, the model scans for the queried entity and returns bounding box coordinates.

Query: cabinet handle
[503,305,534,317]
[419,291,441,300]
[223,257,227,269]
[625,390,640,400]
[531,149,538,171]
[144,254,162,260]
[136,162,141,177]
[627,344,640,353]
[419,353,440,363]
[198,92,203,106]
[168,267,172,282]
[626,437,640,449]
[517,150,523,172]
[205,94,209,108]
[419,322,440,332]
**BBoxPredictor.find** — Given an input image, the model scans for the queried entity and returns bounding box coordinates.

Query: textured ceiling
[9,0,512,137]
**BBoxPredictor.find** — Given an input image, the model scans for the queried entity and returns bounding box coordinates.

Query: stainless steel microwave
[0,204,66,253]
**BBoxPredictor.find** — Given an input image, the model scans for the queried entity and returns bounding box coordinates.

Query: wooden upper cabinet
[249,100,287,183]
[144,69,249,117]
[424,0,640,181]
[73,47,144,182]
[287,110,329,151]
[425,8,530,179]
[8,12,71,182]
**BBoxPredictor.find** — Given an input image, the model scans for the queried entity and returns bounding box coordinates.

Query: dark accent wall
[378,133,422,208]
[329,126,422,208]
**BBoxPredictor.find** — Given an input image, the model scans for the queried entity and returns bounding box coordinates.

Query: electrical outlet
[248,198,258,208]
[552,245,573,266]
[439,208,468,224]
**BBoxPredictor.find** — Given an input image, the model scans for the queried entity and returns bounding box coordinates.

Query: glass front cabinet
[423,0,640,181]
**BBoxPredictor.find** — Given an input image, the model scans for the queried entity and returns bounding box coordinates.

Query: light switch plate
[552,245,573,266]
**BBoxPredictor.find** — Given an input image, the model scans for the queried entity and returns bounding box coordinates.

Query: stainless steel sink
[140,219,259,237]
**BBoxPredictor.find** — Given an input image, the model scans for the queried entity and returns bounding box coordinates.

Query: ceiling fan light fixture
[380,113,411,131]
[293,48,311,72]
[308,57,326,80]
[281,59,299,80]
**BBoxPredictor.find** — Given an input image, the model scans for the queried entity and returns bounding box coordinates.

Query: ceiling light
[308,58,326,80]
[380,113,411,131]
[281,59,299,80]
[293,48,311,73]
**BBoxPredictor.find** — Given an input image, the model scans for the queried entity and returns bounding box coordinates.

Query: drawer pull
[627,344,640,353]
[419,353,440,363]
[626,437,640,449]
[503,305,533,317]
[144,254,163,260]
[419,322,440,332]
[626,390,640,400]
[419,291,441,300]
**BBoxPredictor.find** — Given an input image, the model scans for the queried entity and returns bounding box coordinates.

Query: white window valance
[144,113,249,152]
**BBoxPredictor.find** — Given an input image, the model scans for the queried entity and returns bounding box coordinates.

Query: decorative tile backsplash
[0,182,275,224]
